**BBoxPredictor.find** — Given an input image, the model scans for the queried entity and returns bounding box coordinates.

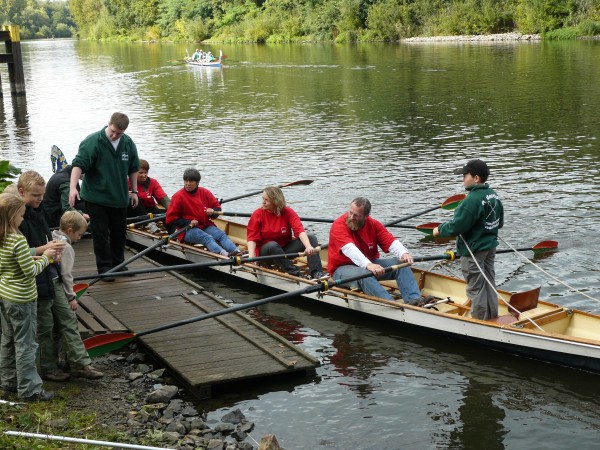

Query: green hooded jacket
[72,127,140,208]
[437,183,504,256]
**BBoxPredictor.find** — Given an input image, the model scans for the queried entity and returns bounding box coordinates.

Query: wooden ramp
[72,238,319,398]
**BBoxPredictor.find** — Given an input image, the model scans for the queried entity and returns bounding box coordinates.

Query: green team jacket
[437,183,504,256]
[72,127,140,208]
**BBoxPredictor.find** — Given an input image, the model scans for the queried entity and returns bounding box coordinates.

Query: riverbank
[402,32,541,42]
[0,344,283,450]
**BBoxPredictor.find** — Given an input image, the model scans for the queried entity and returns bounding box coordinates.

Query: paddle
[128,214,166,228]
[411,240,558,263]
[88,225,191,286]
[219,179,314,204]
[83,262,410,356]
[73,283,89,300]
[126,213,165,224]
[217,211,440,235]
[74,246,329,281]
[384,193,466,227]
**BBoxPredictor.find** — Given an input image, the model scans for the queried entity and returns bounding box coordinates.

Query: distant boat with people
[185,49,223,68]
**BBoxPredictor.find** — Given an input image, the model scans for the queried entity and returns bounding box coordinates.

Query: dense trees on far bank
[3,0,600,41]
[1,0,76,39]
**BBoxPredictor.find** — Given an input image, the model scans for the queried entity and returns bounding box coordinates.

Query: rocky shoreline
[402,32,541,42]
[1,345,283,450]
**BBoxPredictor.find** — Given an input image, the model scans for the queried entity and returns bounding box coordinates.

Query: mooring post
[1,25,26,96]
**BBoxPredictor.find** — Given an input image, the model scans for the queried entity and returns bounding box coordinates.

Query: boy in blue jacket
[433,159,504,320]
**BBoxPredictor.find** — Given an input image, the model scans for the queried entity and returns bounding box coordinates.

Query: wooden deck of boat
[72,238,319,398]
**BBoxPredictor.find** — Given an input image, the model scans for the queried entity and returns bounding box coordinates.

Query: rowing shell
[125,218,600,373]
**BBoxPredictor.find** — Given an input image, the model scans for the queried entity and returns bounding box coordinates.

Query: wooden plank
[74,307,106,334]
[77,297,127,332]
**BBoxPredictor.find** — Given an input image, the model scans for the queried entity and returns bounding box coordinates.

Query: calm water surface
[1,40,599,449]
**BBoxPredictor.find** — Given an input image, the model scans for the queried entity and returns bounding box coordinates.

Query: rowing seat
[489,286,541,325]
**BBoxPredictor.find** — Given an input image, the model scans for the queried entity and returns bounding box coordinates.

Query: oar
[88,225,191,286]
[74,246,330,281]
[412,240,559,263]
[83,262,410,356]
[73,283,89,300]
[219,179,314,204]
[127,213,165,224]
[217,211,439,235]
[128,214,166,228]
[384,193,466,227]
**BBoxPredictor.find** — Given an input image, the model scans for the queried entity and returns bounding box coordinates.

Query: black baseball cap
[453,159,490,178]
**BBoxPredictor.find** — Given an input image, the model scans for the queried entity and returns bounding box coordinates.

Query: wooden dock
[72,238,319,398]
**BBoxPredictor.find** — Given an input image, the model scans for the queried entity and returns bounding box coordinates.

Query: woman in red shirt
[247,186,326,279]
[128,159,170,217]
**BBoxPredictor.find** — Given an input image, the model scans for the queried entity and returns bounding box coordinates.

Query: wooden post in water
[0,25,26,96]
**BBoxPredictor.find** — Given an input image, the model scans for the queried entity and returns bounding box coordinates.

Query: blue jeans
[332,258,422,303]
[0,299,43,398]
[185,225,238,254]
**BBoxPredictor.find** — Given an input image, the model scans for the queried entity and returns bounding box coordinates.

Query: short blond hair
[60,210,88,233]
[17,170,45,193]
[2,184,18,195]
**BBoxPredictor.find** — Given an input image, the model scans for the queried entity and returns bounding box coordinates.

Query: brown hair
[263,186,286,215]
[109,112,129,130]
[139,159,149,171]
[17,170,45,193]
[351,197,371,216]
[60,210,89,233]
[0,193,25,246]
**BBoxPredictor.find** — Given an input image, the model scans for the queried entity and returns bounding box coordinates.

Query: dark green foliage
[5,0,600,41]
[0,160,21,193]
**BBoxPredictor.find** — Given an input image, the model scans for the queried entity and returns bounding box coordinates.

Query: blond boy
[51,211,103,379]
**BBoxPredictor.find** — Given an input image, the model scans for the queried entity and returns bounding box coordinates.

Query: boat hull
[126,223,600,374]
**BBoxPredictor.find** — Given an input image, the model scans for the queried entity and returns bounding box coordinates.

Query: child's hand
[42,247,57,259]
[69,299,78,311]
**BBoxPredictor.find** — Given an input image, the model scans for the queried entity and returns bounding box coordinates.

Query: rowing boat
[184,50,223,68]
[126,218,600,373]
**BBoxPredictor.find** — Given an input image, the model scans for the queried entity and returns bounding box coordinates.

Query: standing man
[433,159,504,320]
[69,112,140,278]
[328,197,425,305]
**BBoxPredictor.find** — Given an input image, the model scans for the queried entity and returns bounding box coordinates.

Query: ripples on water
[1,39,599,449]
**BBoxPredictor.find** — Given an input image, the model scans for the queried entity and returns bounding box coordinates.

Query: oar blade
[83,332,137,357]
[280,179,314,187]
[532,240,558,254]
[440,193,466,210]
[416,222,441,235]
[73,283,89,300]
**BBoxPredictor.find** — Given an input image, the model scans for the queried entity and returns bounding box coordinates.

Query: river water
[1,39,599,449]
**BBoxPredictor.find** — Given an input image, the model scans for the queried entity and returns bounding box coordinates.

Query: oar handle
[128,214,166,228]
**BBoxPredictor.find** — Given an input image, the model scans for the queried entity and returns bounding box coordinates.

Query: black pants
[127,202,164,218]
[86,201,127,273]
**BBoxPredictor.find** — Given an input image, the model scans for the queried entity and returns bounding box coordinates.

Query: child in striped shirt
[0,193,57,401]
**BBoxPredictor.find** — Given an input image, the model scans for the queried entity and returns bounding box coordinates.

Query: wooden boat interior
[132,219,600,344]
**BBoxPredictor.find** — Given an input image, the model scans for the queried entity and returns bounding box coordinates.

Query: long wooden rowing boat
[126,218,600,373]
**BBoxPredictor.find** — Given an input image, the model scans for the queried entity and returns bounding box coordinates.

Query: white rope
[498,236,600,304]
[460,235,545,332]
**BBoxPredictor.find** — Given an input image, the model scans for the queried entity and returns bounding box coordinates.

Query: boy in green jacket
[433,159,504,320]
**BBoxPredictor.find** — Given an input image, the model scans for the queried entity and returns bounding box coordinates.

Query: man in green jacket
[433,159,504,320]
[68,112,140,278]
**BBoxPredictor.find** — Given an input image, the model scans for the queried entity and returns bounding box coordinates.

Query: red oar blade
[73,283,89,300]
[281,179,314,187]
[416,222,441,235]
[441,193,466,210]
[532,240,558,254]
[83,332,137,358]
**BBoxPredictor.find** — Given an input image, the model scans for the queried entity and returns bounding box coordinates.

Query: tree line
[2,0,600,42]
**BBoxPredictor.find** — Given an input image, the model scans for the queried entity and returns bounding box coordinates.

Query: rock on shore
[402,32,541,43]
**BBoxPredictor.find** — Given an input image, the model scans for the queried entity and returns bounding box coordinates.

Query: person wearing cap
[328,197,426,305]
[433,159,504,320]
